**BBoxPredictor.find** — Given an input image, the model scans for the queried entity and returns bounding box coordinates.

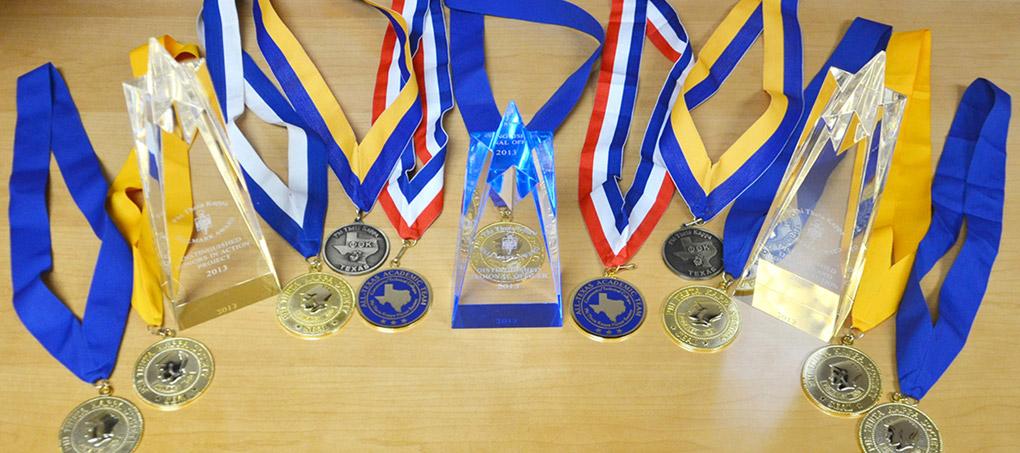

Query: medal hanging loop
[390,239,417,268]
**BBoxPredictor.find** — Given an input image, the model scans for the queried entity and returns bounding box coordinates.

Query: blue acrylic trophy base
[452,301,563,329]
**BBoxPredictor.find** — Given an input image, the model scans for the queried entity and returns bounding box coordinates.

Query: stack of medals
[110,37,217,411]
[11,65,144,452]
[578,0,804,347]
[199,0,430,337]
[359,0,453,331]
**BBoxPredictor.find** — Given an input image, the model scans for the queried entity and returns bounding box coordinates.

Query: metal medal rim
[661,227,724,280]
[799,344,882,417]
[569,277,647,342]
[469,220,546,284]
[59,395,144,453]
[276,271,355,339]
[322,222,391,276]
[857,402,942,453]
[357,268,433,332]
[132,336,215,411]
[661,284,740,353]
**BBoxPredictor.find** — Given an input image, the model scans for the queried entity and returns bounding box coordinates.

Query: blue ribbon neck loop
[895,79,1010,401]
[9,64,134,384]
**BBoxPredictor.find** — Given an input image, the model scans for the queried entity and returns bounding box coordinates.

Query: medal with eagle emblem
[801,331,882,417]
[570,270,646,341]
[662,223,724,280]
[358,240,432,330]
[661,285,739,352]
[132,329,214,410]
[276,262,356,338]
[859,397,941,453]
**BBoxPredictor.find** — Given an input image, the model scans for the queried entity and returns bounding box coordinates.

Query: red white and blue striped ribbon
[580,0,801,268]
[374,0,454,240]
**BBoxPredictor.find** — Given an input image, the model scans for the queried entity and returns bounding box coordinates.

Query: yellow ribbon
[852,30,933,331]
[255,0,418,180]
[671,0,796,192]
[107,36,205,327]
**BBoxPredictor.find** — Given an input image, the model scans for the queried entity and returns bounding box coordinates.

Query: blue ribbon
[896,79,1010,400]
[447,0,604,133]
[723,18,892,277]
[9,64,134,384]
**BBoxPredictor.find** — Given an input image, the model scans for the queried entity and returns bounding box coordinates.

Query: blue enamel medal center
[358,269,431,329]
[571,278,646,339]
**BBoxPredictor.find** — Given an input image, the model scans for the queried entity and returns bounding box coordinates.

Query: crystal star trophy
[123,38,280,329]
[732,53,906,341]
[452,102,562,328]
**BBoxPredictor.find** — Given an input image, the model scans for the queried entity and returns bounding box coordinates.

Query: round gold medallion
[59,396,143,453]
[276,272,355,338]
[132,336,214,410]
[801,345,881,417]
[469,221,545,284]
[662,285,740,352]
[859,402,941,452]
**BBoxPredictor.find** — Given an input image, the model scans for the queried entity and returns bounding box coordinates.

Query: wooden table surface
[1,1,1018,451]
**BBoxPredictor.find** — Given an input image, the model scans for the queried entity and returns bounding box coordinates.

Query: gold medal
[801,337,881,417]
[662,285,740,352]
[59,383,143,453]
[469,209,545,284]
[859,397,941,453]
[132,329,214,410]
[276,265,355,338]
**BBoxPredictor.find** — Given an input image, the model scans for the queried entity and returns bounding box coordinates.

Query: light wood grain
[1,1,1019,451]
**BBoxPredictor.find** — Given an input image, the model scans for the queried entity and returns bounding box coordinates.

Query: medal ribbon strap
[374,0,454,240]
[247,0,422,213]
[722,18,893,277]
[578,0,693,267]
[10,64,134,383]
[446,0,605,133]
[896,79,1010,400]
[199,0,329,259]
[108,37,202,327]
[659,0,803,222]
[852,30,933,331]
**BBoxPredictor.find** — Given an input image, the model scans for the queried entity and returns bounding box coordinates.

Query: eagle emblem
[687,303,722,328]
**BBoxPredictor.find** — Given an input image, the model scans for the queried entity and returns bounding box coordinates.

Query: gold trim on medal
[859,402,941,453]
[132,336,214,410]
[276,272,355,338]
[59,395,143,453]
[801,344,881,417]
[662,285,740,352]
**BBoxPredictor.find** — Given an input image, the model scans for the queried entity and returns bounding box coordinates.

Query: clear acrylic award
[452,103,562,328]
[732,53,907,341]
[123,38,280,329]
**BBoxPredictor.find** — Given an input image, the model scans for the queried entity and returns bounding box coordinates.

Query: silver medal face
[322,223,390,275]
[662,227,724,280]
[859,403,941,453]
[59,396,143,453]
[133,337,214,410]
[801,345,882,416]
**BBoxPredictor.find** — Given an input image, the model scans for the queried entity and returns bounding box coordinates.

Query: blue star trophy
[452,103,562,328]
